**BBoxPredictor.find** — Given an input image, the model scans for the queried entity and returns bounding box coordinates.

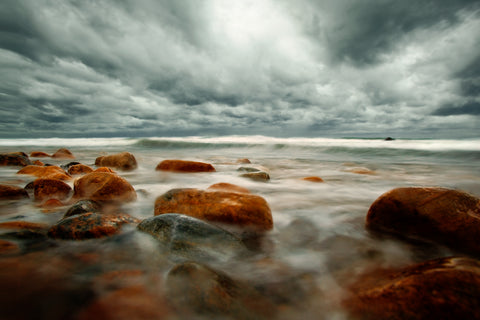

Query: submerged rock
[138,214,249,262]
[240,171,270,182]
[73,172,137,203]
[95,152,138,171]
[51,148,75,159]
[48,212,140,240]
[302,176,324,183]
[30,151,51,158]
[33,178,72,202]
[366,187,480,255]
[155,159,216,172]
[68,164,94,176]
[17,165,72,181]
[207,182,250,193]
[0,185,29,200]
[344,256,480,319]
[0,153,31,167]
[166,261,275,319]
[64,200,102,218]
[154,188,273,232]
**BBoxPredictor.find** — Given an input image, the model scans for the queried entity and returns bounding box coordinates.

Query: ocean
[1,135,480,319]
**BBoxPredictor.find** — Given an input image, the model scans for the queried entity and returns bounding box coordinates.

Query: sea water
[0,136,479,318]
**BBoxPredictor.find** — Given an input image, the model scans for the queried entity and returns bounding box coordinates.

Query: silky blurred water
[1,136,479,318]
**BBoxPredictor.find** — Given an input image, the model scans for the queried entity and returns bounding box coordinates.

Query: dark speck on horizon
[0,0,479,139]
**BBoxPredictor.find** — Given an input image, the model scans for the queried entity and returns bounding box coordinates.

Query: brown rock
[347,167,375,175]
[302,176,324,183]
[236,158,251,164]
[40,199,65,212]
[155,159,216,173]
[366,187,480,254]
[94,167,116,173]
[0,221,49,232]
[207,182,250,194]
[30,151,51,158]
[240,171,270,182]
[48,212,140,240]
[95,152,138,171]
[68,164,94,176]
[0,184,29,200]
[0,153,31,167]
[33,178,72,202]
[166,261,275,319]
[0,239,20,255]
[17,165,72,181]
[344,256,480,319]
[73,172,137,203]
[32,160,44,166]
[52,148,75,159]
[154,188,273,231]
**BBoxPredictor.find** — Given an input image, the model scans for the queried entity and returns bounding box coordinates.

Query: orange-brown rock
[154,188,273,231]
[0,152,31,167]
[0,239,20,255]
[344,256,480,319]
[68,164,94,176]
[32,160,44,166]
[17,165,72,181]
[94,167,116,173]
[0,221,49,232]
[156,160,216,173]
[0,184,29,200]
[302,176,324,183]
[73,172,137,203]
[40,199,65,212]
[366,187,480,254]
[51,148,75,159]
[347,167,375,174]
[236,158,251,164]
[33,178,72,202]
[30,151,51,158]
[95,152,138,171]
[48,212,140,240]
[207,182,250,193]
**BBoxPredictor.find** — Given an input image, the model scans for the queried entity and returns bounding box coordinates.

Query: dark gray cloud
[0,0,479,138]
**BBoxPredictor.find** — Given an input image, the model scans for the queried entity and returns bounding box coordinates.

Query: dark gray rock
[137,214,249,262]
[64,200,102,218]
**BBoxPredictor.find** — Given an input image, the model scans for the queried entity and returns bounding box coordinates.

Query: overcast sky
[1,0,479,138]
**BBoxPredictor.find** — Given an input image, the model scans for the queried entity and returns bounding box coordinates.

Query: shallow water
[0,136,479,319]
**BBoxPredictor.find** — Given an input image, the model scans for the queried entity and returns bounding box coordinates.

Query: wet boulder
[344,256,480,319]
[51,148,75,159]
[64,200,102,218]
[68,164,94,176]
[33,178,72,202]
[17,165,72,181]
[366,187,480,254]
[48,212,140,240]
[0,184,29,200]
[30,151,51,158]
[240,171,270,182]
[72,172,137,203]
[155,160,215,173]
[166,261,275,319]
[154,188,273,232]
[138,214,249,262]
[207,182,250,194]
[0,152,31,167]
[95,152,138,171]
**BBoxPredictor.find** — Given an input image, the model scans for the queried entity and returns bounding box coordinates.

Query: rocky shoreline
[0,149,479,319]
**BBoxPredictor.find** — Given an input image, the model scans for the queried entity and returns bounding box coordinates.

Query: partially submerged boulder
[344,256,480,319]
[154,188,273,232]
[17,165,71,181]
[73,172,137,203]
[155,160,215,173]
[95,152,137,171]
[366,187,480,254]
[207,182,250,194]
[0,184,29,200]
[51,148,75,159]
[33,178,72,202]
[48,212,140,240]
[68,164,94,176]
[0,153,31,167]
[30,151,51,158]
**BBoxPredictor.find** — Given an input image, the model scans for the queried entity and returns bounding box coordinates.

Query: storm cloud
[1,0,479,138]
